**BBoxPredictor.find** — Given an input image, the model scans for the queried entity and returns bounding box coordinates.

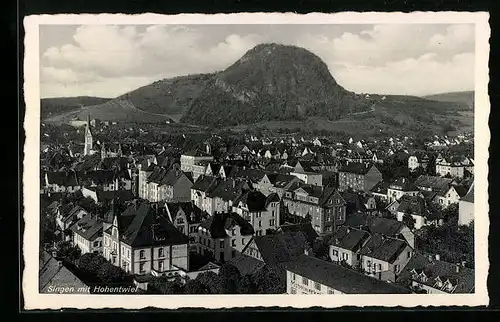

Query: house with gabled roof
[70,214,103,255]
[397,253,474,294]
[102,201,189,275]
[285,254,411,295]
[283,184,346,235]
[386,177,419,203]
[45,170,81,193]
[195,212,254,263]
[329,226,371,268]
[360,234,414,282]
[232,190,281,236]
[338,163,382,192]
[39,250,90,294]
[241,231,309,267]
[458,183,474,226]
[394,195,442,229]
[165,201,209,243]
[432,184,469,208]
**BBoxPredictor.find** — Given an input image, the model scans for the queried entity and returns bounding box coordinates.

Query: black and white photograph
[22,12,490,309]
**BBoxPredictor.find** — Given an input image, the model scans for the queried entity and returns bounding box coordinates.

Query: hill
[181,43,372,126]
[42,43,472,135]
[43,99,174,124]
[118,73,212,115]
[423,91,474,110]
[41,96,110,119]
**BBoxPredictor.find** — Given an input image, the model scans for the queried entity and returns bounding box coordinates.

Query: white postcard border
[23,12,490,310]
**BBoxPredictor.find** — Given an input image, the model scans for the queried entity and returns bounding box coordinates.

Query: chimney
[435,254,440,261]
[455,264,460,273]
[428,254,433,262]
[51,250,58,258]
[461,261,466,267]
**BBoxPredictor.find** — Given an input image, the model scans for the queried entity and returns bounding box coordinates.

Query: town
[39,116,475,295]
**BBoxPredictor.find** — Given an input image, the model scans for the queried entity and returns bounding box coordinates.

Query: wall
[458,200,474,226]
[286,271,342,295]
[329,245,358,267]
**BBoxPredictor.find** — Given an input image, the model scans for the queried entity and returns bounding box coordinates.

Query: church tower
[84,114,93,156]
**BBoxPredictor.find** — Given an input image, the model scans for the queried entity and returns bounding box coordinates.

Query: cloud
[40,24,475,98]
[332,52,475,96]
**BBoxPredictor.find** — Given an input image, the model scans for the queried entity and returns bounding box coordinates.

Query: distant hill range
[41,96,110,119]
[41,43,472,134]
[423,91,474,110]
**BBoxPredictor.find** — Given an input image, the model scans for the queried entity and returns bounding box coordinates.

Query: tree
[236,275,256,294]
[218,263,241,294]
[97,262,127,284]
[195,271,224,294]
[252,265,286,294]
[78,253,106,275]
[312,238,329,260]
[184,279,209,294]
[56,241,81,262]
[402,213,416,230]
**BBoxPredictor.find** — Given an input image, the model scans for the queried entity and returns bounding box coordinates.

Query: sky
[39,24,475,98]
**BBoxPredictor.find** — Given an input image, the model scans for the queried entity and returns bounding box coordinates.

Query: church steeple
[84,113,93,156]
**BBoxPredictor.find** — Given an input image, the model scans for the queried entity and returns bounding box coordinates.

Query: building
[144,167,194,203]
[458,183,474,226]
[283,184,346,235]
[84,114,94,156]
[242,231,309,266]
[397,253,474,294]
[413,175,455,193]
[45,171,80,193]
[360,234,414,282]
[393,195,441,229]
[195,212,254,263]
[408,153,429,172]
[70,214,103,255]
[180,150,214,181]
[200,178,249,215]
[165,202,209,245]
[329,226,371,268]
[435,154,472,179]
[102,201,190,275]
[191,175,219,211]
[285,254,411,294]
[338,163,382,192]
[386,177,419,203]
[232,190,281,236]
[254,173,302,198]
[55,203,88,235]
[344,213,415,249]
[39,251,90,293]
[432,184,469,208]
[290,171,323,186]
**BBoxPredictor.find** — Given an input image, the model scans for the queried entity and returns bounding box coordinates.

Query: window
[302,277,309,286]
[220,240,224,249]
[270,219,275,226]
[395,264,400,273]
[272,210,275,217]
[159,260,164,272]
[343,253,349,261]
[158,247,164,258]
[332,249,338,257]
[231,250,236,258]
[241,238,245,245]
[127,249,130,259]
[291,273,296,281]
[139,262,145,273]
[378,263,382,271]
[290,287,297,294]
[314,282,321,291]
[139,250,145,260]
[327,288,334,294]
[231,229,236,236]
[232,239,236,247]
[258,221,262,227]
[208,239,211,247]
[407,251,411,259]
